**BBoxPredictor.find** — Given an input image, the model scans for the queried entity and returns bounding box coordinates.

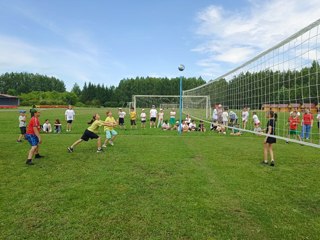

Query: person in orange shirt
[300,108,314,140]
[286,111,302,143]
[25,109,43,165]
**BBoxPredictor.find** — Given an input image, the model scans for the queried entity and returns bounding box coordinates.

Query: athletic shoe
[270,161,275,167]
[286,141,289,144]
[26,160,34,165]
[67,147,74,153]
[16,140,22,143]
[261,161,268,165]
[35,154,44,159]
[97,148,103,153]
[102,144,107,148]
[109,141,114,146]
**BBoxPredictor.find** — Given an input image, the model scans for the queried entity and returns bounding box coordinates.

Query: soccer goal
[184,19,320,148]
[132,95,211,119]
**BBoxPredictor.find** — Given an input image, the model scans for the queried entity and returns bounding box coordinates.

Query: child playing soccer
[103,111,118,147]
[67,114,112,153]
[157,109,164,128]
[17,110,26,143]
[169,108,176,127]
[242,107,249,130]
[118,108,126,129]
[262,111,276,166]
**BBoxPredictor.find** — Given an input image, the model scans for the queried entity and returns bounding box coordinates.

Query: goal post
[132,95,211,119]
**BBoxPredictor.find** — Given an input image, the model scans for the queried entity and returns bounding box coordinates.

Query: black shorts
[141,120,146,123]
[266,136,276,144]
[119,118,124,125]
[81,129,99,141]
[20,127,26,134]
[318,121,320,129]
[130,120,136,125]
[150,117,156,122]
[67,120,73,124]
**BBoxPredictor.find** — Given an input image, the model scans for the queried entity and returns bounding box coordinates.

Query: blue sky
[0,0,319,90]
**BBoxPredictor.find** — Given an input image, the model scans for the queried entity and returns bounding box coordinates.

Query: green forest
[1,60,319,108]
[0,72,205,107]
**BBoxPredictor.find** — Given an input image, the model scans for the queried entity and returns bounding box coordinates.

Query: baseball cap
[19,110,26,113]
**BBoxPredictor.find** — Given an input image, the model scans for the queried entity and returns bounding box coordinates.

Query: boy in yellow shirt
[130,107,137,129]
[103,111,118,147]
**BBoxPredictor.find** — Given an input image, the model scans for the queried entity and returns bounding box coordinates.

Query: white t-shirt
[140,112,146,121]
[19,115,26,127]
[118,111,126,118]
[222,111,229,122]
[253,114,260,124]
[170,111,176,118]
[150,109,157,118]
[242,111,249,121]
[43,122,52,132]
[65,109,75,121]
[158,112,164,120]
[212,109,218,120]
[185,117,191,124]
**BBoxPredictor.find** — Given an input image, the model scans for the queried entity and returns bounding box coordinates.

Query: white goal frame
[132,95,211,119]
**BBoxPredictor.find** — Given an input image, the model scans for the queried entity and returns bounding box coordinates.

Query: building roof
[0,94,19,98]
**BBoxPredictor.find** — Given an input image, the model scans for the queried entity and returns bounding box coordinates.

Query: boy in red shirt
[286,111,302,143]
[300,108,314,140]
[25,109,43,165]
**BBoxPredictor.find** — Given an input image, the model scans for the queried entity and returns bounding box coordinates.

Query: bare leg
[263,142,268,161]
[97,137,101,149]
[28,146,38,159]
[269,144,274,160]
[71,139,83,148]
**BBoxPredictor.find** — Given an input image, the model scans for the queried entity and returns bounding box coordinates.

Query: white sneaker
[102,144,107,148]
[109,141,114,146]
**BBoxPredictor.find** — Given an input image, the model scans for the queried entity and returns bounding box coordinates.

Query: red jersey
[303,113,313,125]
[288,116,300,130]
[26,116,41,134]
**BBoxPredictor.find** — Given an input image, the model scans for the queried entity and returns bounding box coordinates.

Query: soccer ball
[178,64,185,71]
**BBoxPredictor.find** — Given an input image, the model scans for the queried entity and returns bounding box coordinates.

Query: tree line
[0,72,206,106]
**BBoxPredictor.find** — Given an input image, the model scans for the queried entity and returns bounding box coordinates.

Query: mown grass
[0,108,319,239]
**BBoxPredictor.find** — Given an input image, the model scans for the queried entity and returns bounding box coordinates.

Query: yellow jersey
[130,111,137,120]
[87,120,104,133]
[104,117,116,131]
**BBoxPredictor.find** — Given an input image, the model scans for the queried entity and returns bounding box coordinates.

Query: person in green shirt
[67,113,112,153]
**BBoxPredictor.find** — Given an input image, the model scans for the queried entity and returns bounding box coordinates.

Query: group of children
[18,104,320,167]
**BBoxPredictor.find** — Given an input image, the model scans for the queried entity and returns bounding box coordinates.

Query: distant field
[0,107,319,239]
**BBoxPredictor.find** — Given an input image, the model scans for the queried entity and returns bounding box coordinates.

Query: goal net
[132,95,211,119]
[184,19,320,148]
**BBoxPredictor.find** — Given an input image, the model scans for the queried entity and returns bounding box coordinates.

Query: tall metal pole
[178,64,185,134]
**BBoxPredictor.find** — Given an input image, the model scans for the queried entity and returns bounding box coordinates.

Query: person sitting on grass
[161,120,170,130]
[189,120,197,131]
[230,124,241,136]
[198,120,206,132]
[42,119,52,133]
[54,119,62,133]
[67,113,112,153]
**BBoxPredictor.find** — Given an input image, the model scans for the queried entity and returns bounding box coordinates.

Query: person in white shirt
[189,120,196,131]
[65,105,75,132]
[241,107,249,130]
[17,110,27,142]
[118,108,126,129]
[157,109,164,128]
[252,111,261,130]
[43,119,52,133]
[161,120,170,130]
[140,109,147,129]
[149,105,158,128]
[222,108,229,127]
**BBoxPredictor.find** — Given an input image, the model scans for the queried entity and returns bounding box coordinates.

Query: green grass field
[0,108,319,239]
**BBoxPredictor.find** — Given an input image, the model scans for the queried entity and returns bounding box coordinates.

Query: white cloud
[194,0,320,79]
